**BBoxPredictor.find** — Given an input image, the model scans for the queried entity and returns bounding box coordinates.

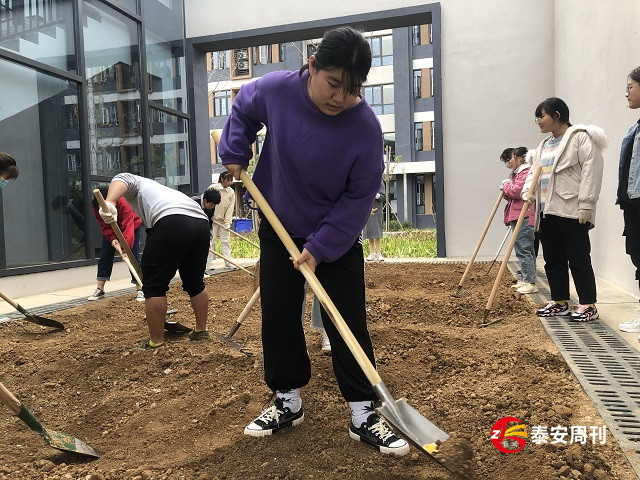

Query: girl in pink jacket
[501,147,537,294]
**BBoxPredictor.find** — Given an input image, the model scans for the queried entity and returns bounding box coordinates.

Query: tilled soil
[0,263,636,480]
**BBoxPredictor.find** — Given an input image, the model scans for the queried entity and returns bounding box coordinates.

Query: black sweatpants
[258,219,377,402]
[141,215,210,298]
[623,208,640,290]
[539,214,597,304]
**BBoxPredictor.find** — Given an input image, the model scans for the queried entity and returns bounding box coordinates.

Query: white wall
[554,0,640,295]
[185,0,640,295]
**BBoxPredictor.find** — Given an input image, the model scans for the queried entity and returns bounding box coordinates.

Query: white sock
[276,389,301,413]
[349,400,375,427]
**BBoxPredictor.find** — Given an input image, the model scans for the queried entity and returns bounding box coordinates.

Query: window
[231,48,251,78]
[412,25,432,46]
[414,122,423,151]
[413,70,422,99]
[363,84,394,115]
[430,121,436,150]
[279,44,286,62]
[368,35,393,67]
[411,26,420,46]
[211,51,229,70]
[213,90,231,117]
[416,175,425,214]
[383,132,395,159]
[306,44,317,60]
[413,68,432,98]
[253,45,271,65]
[432,175,437,214]
[256,135,265,155]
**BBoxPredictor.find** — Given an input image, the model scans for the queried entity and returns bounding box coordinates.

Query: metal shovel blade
[24,313,65,330]
[377,397,449,453]
[43,427,100,458]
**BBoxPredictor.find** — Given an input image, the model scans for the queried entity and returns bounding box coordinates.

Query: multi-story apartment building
[206,24,437,228]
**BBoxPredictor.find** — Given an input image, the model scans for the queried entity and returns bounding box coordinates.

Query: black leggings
[259,219,377,402]
[141,215,210,298]
[623,208,640,289]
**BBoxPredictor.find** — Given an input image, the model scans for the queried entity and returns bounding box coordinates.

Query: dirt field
[0,263,636,480]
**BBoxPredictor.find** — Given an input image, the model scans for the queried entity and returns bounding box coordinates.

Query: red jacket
[503,165,535,227]
[92,198,142,248]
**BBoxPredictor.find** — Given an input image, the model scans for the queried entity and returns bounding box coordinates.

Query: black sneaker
[570,305,599,322]
[536,301,570,317]
[349,413,410,456]
[244,397,304,437]
[87,288,105,301]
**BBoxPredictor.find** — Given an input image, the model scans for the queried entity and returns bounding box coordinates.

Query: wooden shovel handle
[92,189,141,278]
[457,189,504,288]
[0,381,22,415]
[113,243,142,288]
[485,166,543,313]
[0,289,19,311]
[214,220,260,249]
[240,170,382,387]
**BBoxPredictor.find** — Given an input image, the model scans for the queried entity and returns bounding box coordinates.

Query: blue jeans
[511,220,536,284]
[97,228,141,284]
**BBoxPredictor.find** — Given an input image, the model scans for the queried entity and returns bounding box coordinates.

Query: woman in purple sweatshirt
[219,26,408,456]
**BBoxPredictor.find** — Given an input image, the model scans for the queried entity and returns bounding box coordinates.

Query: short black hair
[500,148,514,163]
[535,97,571,125]
[513,146,528,158]
[91,186,109,209]
[219,171,233,183]
[299,26,372,96]
[203,188,221,205]
[629,66,640,84]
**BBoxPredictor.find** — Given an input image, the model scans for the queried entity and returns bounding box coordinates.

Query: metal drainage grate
[541,318,640,475]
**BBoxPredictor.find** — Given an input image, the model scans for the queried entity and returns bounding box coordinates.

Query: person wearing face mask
[0,152,18,188]
[522,97,607,322]
[616,67,640,336]
[218,26,408,456]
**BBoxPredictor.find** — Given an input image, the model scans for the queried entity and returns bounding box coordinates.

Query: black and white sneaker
[536,301,570,317]
[244,397,304,437]
[349,413,410,456]
[87,288,105,301]
[570,305,599,322]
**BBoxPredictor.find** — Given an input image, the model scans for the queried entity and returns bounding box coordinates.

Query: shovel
[213,287,259,355]
[92,189,189,334]
[240,170,451,460]
[453,189,504,297]
[0,289,64,330]
[484,226,513,275]
[0,380,98,457]
[480,166,542,326]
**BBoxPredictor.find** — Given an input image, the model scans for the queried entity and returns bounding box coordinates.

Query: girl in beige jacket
[522,97,607,322]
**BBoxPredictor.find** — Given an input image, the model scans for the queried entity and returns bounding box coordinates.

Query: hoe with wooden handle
[239,170,452,463]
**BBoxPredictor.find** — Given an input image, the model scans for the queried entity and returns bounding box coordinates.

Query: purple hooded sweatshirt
[219,69,383,264]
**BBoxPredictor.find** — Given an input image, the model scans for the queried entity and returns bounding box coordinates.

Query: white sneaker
[376,253,384,262]
[87,288,105,301]
[511,281,525,289]
[516,283,539,294]
[365,253,375,261]
[620,318,640,333]
[320,330,331,352]
[135,290,145,302]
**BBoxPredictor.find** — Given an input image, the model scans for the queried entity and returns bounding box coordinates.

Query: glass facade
[0,0,188,274]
